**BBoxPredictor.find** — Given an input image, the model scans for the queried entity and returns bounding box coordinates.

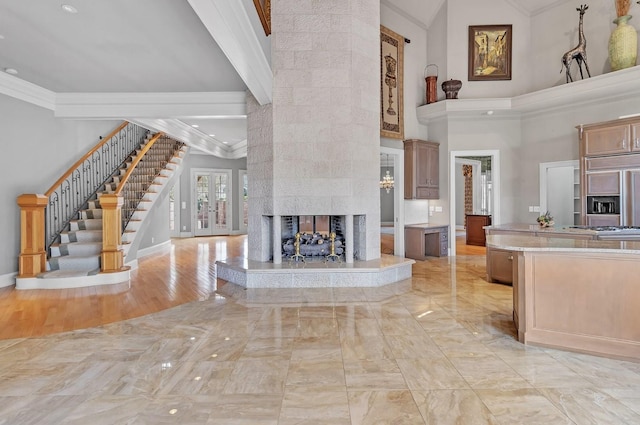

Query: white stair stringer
[15,137,187,290]
[122,146,187,260]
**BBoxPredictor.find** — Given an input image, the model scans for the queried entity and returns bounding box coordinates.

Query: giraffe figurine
[561,4,591,83]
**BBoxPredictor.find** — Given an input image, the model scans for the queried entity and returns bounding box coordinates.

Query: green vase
[608,15,638,72]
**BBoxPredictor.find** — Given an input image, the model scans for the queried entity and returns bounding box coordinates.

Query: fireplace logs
[282,231,344,260]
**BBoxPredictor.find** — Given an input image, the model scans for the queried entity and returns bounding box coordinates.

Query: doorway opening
[380,147,404,257]
[450,150,501,256]
[191,168,233,236]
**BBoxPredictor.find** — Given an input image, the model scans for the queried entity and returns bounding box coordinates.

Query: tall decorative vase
[608,15,638,71]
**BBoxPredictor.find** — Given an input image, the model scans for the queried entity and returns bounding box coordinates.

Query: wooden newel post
[17,194,48,277]
[99,193,125,272]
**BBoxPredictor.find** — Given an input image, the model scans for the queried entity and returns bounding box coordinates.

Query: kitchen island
[487,233,640,362]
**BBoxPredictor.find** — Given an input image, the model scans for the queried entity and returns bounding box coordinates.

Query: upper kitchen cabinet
[404,139,439,199]
[579,116,640,157]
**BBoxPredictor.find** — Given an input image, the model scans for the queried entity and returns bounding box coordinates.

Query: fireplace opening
[281,215,346,261]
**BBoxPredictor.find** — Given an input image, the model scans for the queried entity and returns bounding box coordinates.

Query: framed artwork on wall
[253,0,271,36]
[380,25,404,139]
[468,24,512,81]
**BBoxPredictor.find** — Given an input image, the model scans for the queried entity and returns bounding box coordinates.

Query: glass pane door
[193,169,232,236]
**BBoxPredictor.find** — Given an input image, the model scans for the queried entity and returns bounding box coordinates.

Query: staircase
[18,134,187,289]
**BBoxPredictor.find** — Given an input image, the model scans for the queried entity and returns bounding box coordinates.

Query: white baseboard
[179,231,193,238]
[15,269,130,290]
[0,272,16,289]
[137,240,172,258]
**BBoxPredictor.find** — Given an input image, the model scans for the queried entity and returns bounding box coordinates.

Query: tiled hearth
[215,254,414,289]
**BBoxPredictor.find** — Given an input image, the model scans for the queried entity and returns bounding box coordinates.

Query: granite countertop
[404,223,448,229]
[486,234,640,254]
[485,223,598,235]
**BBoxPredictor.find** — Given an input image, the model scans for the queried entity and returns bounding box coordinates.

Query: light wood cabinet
[632,123,640,151]
[404,139,439,199]
[582,123,630,156]
[486,247,515,284]
[586,215,621,226]
[585,171,620,195]
[578,116,640,225]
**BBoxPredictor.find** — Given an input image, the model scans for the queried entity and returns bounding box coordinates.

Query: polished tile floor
[1,236,639,424]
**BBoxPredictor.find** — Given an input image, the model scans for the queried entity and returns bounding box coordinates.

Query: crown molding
[381,0,429,30]
[0,72,56,110]
[54,91,247,118]
[132,118,247,159]
[417,66,640,123]
[188,0,272,106]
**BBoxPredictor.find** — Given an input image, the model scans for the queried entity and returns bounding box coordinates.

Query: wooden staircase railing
[17,122,148,278]
[99,132,164,273]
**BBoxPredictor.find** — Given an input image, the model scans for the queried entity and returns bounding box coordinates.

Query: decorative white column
[345,214,354,264]
[272,214,282,264]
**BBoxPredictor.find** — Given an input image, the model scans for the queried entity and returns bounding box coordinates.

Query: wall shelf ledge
[417,66,640,124]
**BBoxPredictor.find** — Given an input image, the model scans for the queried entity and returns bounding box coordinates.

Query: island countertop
[485,223,598,236]
[486,234,640,254]
[487,233,640,362]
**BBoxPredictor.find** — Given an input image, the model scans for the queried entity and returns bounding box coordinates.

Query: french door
[192,169,232,236]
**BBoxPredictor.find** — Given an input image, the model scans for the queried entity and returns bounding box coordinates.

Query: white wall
[445,0,533,97]
[381,5,431,225]
[381,4,430,143]
[531,0,640,91]
[427,3,449,102]
[0,94,120,276]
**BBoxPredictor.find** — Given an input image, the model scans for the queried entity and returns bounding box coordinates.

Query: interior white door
[193,169,232,236]
[540,161,578,227]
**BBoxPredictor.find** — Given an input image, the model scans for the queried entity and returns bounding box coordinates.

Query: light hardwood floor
[0,236,247,340]
[0,234,484,340]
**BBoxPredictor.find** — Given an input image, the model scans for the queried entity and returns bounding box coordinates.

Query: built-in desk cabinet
[404,139,439,199]
[405,224,448,259]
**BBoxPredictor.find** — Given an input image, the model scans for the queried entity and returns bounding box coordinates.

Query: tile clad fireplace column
[216,0,414,287]
[246,0,382,265]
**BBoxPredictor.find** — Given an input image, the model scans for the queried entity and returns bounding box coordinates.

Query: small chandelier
[380,154,394,193]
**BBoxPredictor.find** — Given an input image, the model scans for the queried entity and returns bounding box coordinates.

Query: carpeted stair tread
[60,229,102,243]
[50,241,102,257]
[70,219,103,231]
[48,255,100,271]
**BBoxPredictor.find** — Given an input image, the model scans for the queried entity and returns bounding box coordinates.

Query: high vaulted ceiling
[0,0,570,156]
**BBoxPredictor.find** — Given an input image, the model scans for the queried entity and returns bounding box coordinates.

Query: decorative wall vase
[608,15,638,71]
[441,79,462,99]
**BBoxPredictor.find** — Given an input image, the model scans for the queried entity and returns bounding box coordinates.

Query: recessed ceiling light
[191,124,199,128]
[4,68,18,75]
[209,134,216,137]
[61,4,78,13]
[223,141,228,144]
[486,110,494,115]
